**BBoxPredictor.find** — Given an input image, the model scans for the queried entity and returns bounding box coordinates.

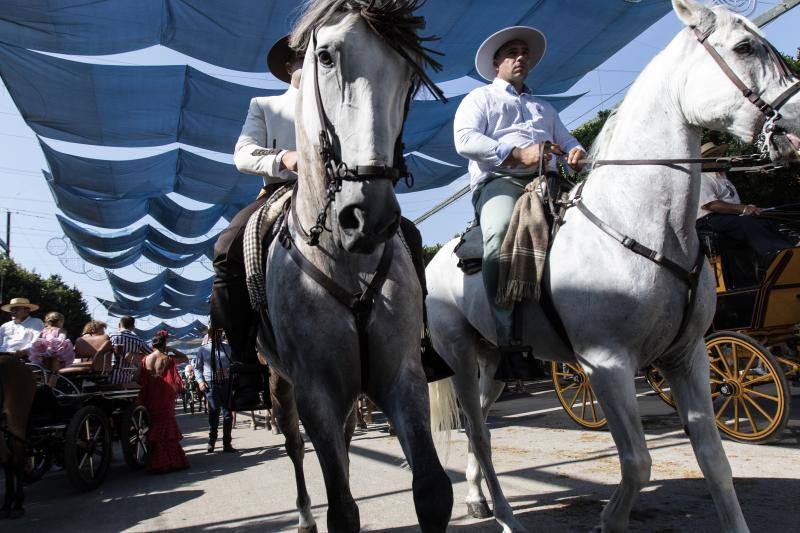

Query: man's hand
[280,150,299,172]
[197,381,208,392]
[741,204,761,216]
[504,143,552,168]
[567,147,587,171]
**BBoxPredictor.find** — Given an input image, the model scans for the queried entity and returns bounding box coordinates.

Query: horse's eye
[734,40,753,55]
[317,50,334,67]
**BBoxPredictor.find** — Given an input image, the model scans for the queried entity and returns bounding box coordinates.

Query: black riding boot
[399,217,454,382]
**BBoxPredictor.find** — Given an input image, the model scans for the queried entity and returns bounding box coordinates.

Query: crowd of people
[0,303,250,475]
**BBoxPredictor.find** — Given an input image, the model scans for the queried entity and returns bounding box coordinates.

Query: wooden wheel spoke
[744,388,779,402]
[712,345,732,375]
[78,452,89,470]
[715,396,733,421]
[739,352,758,379]
[587,386,599,422]
[741,374,774,388]
[709,362,728,379]
[734,399,740,432]
[569,382,584,409]
[732,344,739,375]
[559,382,579,392]
[580,386,588,419]
[739,397,758,432]
[742,393,775,422]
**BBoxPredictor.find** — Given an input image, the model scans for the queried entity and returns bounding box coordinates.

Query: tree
[422,244,443,266]
[0,255,91,339]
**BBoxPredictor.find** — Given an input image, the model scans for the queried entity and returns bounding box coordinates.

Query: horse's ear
[672,0,711,28]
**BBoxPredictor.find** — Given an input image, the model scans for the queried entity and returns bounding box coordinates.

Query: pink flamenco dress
[28,327,76,367]
[140,357,189,473]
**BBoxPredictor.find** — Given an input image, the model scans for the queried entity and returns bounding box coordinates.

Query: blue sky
[1,2,798,330]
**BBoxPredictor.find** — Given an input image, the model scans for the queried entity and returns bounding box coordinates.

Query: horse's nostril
[339,206,364,231]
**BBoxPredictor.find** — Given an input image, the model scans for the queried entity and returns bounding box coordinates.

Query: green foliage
[571,109,611,151]
[422,244,443,266]
[0,255,91,339]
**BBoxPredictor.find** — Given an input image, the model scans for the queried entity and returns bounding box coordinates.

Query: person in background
[74,320,113,368]
[696,142,793,266]
[194,326,236,453]
[28,311,75,387]
[142,330,189,473]
[0,297,44,358]
[109,315,150,367]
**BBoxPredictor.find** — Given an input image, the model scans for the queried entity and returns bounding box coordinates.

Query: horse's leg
[455,347,524,532]
[345,401,357,450]
[294,385,359,533]
[661,341,749,532]
[373,372,453,532]
[2,461,12,518]
[581,352,651,533]
[271,372,316,533]
[11,454,25,517]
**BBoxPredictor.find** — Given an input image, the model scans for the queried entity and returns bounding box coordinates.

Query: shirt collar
[492,77,531,96]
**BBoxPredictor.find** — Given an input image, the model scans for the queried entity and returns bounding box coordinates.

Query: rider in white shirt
[0,297,44,357]
[454,26,586,364]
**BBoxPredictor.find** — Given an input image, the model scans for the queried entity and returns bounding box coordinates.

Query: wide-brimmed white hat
[475,26,547,82]
[1,297,39,313]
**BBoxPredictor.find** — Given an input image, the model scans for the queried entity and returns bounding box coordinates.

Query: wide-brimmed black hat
[267,35,297,84]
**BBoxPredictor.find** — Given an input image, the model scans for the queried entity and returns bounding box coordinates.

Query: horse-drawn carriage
[22,354,150,490]
[553,220,800,443]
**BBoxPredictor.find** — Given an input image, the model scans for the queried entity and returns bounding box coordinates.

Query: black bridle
[693,24,800,157]
[301,26,431,246]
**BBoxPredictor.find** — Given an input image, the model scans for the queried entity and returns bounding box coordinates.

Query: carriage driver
[453,27,586,376]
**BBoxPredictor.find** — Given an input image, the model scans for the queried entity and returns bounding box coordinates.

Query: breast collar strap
[568,180,706,353]
[279,201,394,391]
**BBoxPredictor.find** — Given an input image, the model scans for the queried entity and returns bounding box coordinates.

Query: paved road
[12,378,800,532]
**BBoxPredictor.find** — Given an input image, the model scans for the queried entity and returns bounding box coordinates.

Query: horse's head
[672,0,800,161]
[291,0,442,254]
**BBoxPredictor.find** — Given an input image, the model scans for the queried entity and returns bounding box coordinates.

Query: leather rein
[562,24,800,351]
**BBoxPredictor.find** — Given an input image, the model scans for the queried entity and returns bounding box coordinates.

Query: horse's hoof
[466,501,493,519]
[298,525,317,533]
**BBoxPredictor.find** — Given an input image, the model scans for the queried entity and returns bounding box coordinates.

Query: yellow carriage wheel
[551,361,607,429]
[644,366,676,408]
[706,332,790,444]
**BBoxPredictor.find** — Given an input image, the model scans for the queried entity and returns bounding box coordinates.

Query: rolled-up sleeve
[454,92,506,167]
[234,98,284,179]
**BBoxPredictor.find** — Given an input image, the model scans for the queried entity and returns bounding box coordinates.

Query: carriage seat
[697,228,761,289]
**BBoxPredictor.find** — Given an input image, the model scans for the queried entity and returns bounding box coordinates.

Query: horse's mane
[589,4,766,160]
[290,0,445,101]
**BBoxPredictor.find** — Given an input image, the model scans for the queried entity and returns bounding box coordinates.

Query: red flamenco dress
[140,359,189,473]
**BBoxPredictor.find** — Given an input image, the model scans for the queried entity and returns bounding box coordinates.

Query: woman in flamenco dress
[141,330,189,473]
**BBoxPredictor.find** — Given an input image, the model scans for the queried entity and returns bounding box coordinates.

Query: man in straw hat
[453,26,586,367]
[210,34,303,374]
[0,297,44,357]
[696,142,792,264]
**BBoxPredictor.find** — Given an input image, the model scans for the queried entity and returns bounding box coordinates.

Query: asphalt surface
[9,377,800,532]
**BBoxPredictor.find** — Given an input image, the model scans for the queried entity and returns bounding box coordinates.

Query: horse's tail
[428,377,459,465]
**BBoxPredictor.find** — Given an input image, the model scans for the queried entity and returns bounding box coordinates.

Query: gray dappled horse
[259,1,452,531]
[426,1,800,532]
[0,355,36,519]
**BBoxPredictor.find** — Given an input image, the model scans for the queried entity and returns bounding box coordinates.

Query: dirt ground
[11,377,800,532]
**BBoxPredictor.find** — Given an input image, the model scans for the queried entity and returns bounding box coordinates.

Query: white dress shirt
[0,315,44,352]
[234,86,298,186]
[454,77,583,191]
[697,172,742,220]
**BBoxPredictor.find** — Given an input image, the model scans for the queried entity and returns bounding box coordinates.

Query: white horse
[262,1,452,532]
[427,1,800,531]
